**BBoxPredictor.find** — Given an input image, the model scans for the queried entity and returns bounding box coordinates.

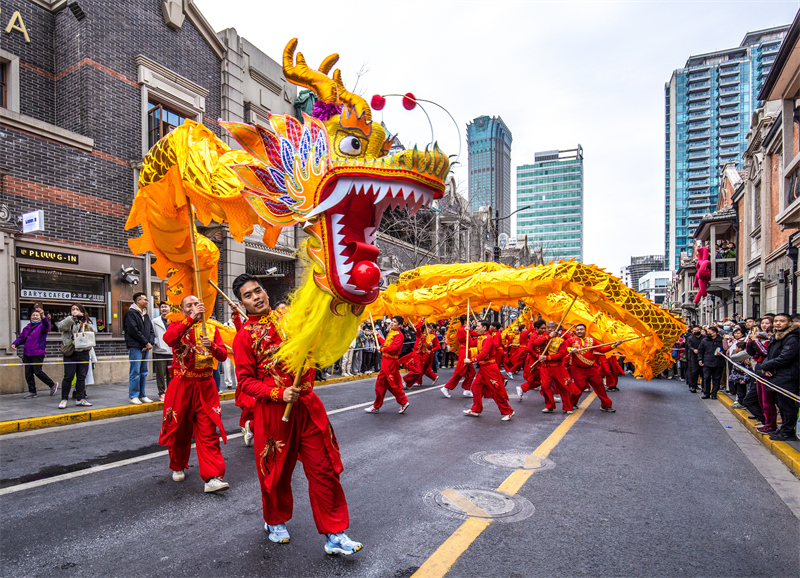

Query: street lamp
[492,206,531,263]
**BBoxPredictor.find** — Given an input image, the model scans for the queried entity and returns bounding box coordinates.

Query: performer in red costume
[232,274,362,556]
[517,319,546,400]
[505,325,526,376]
[463,320,515,421]
[604,355,624,391]
[564,324,618,412]
[366,316,410,414]
[160,295,229,493]
[533,321,582,414]
[490,321,507,379]
[402,319,438,388]
[441,315,475,398]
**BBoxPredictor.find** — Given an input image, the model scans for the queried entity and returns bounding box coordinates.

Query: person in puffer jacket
[12,305,59,398]
[755,314,800,442]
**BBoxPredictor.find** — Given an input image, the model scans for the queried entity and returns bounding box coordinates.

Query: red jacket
[378,329,404,359]
[472,333,497,366]
[565,335,612,368]
[164,315,226,378]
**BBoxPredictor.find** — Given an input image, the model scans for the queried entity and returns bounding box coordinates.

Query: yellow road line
[439,489,491,519]
[413,392,597,578]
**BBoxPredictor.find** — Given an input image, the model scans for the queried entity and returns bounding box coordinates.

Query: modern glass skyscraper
[664,25,789,271]
[516,146,584,263]
[467,116,513,236]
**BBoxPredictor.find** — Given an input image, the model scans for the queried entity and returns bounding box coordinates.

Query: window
[0,63,6,108]
[147,101,189,149]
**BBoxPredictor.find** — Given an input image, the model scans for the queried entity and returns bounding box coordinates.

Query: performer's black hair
[533,320,546,329]
[459,315,468,325]
[232,273,265,300]
[574,323,586,330]
[491,321,501,330]
[392,315,404,324]
[478,320,491,329]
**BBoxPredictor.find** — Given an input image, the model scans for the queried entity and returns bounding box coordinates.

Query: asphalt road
[1,369,798,577]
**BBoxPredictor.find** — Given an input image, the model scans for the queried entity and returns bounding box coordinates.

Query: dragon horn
[283,38,340,103]
[333,68,372,123]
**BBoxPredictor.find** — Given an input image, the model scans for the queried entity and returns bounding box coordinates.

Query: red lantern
[371,95,386,111]
[402,92,417,110]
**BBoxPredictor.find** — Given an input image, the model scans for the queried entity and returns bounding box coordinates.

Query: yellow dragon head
[222,39,450,314]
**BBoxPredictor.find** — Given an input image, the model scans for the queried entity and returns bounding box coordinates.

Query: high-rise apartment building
[664,25,789,270]
[467,116,513,236]
[621,255,666,291]
[516,146,584,263]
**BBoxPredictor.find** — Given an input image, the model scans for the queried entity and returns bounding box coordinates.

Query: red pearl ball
[371,95,386,111]
[351,261,381,290]
[402,92,417,110]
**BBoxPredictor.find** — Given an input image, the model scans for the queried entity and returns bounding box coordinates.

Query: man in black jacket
[756,314,799,441]
[684,326,703,393]
[123,292,156,404]
[697,326,724,399]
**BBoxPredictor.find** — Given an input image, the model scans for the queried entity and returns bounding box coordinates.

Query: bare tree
[350,62,371,97]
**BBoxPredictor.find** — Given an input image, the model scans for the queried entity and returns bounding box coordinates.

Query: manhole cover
[423,487,535,523]
[470,450,555,471]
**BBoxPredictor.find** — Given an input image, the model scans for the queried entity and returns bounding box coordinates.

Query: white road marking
[0,384,442,495]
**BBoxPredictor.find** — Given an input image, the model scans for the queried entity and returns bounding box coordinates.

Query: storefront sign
[2,9,30,43]
[21,210,44,233]
[18,267,105,303]
[16,246,79,264]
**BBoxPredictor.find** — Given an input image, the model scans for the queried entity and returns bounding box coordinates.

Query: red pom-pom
[371,95,386,111]
[351,260,381,291]
[402,92,417,110]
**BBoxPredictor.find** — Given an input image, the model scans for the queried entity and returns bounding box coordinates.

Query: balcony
[688,150,711,159]
[777,160,800,228]
[688,131,710,141]
[688,122,711,131]
[688,170,710,180]
[719,118,739,128]
[688,181,710,190]
[720,96,740,104]
[719,77,740,87]
[718,67,739,77]
[688,93,711,103]
[688,82,710,92]
[719,128,740,137]
[714,258,737,279]
[719,107,741,116]
[719,86,740,96]
[688,101,711,111]
[720,148,740,158]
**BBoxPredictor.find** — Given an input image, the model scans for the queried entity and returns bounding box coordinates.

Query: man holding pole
[564,324,618,412]
[441,314,475,398]
[533,321,581,413]
[232,273,362,556]
[160,295,229,493]
[366,315,410,414]
[463,320,515,420]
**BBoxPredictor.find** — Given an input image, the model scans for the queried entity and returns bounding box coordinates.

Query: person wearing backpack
[57,303,94,408]
[12,304,58,398]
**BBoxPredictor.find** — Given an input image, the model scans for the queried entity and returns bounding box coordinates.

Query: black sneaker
[710,394,717,399]
[701,394,710,399]
[769,432,793,441]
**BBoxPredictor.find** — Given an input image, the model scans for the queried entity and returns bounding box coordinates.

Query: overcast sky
[196,0,798,276]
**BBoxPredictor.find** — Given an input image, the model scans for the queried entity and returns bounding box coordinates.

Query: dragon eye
[339,136,362,156]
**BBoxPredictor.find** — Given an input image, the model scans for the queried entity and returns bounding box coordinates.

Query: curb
[0,371,380,435]
[716,393,800,478]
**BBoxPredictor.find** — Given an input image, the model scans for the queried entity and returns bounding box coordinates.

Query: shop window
[0,63,6,108]
[18,266,108,333]
[147,101,189,149]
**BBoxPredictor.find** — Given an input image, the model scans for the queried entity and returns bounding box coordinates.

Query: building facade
[0,0,295,391]
[638,270,671,305]
[516,146,584,262]
[664,25,789,271]
[621,255,665,292]
[467,115,512,236]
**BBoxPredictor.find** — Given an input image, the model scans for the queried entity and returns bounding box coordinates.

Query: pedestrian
[698,326,725,399]
[12,304,58,398]
[123,292,155,405]
[57,303,94,408]
[685,326,703,392]
[341,336,356,377]
[152,301,173,402]
[160,294,229,493]
[755,313,799,442]
[231,274,362,555]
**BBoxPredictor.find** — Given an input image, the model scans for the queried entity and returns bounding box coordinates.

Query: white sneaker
[244,421,254,447]
[364,406,379,413]
[172,469,186,482]
[542,408,554,413]
[130,397,142,405]
[159,394,165,402]
[501,411,515,421]
[462,390,474,398]
[58,400,68,409]
[463,410,480,417]
[432,375,439,386]
[516,385,523,400]
[204,477,229,493]
[398,402,410,414]
[140,397,153,403]
[440,386,451,399]
[76,399,92,406]
[506,371,514,380]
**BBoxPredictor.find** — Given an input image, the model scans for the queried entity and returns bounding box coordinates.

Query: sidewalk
[716,391,800,478]
[0,371,380,434]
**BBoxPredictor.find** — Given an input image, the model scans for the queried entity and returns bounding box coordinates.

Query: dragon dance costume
[233,313,349,535]
[533,333,581,412]
[468,333,514,417]
[159,315,228,482]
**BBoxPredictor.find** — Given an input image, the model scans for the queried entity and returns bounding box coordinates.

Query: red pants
[605,370,619,389]
[375,358,409,408]
[420,353,438,381]
[521,362,541,392]
[236,389,256,428]
[444,348,475,390]
[568,365,613,409]
[470,363,514,416]
[403,352,432,387]
[507,348,525,373]
[254,399,348,534]
[166,379,226,482]
[540,364,580,411]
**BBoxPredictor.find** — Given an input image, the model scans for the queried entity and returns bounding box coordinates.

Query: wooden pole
[569,335,647,354]
[529,295,578,371]
[208,279,247,318]
[368,312,381,349]
[185,199,207,338]
[281,364,304,422]
[482,302,493,320]
[465,298,471,358]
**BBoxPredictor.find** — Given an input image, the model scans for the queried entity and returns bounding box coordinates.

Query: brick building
[0,0,295,390]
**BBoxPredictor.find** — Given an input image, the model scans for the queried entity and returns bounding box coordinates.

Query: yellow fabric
[366,261,685,380]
